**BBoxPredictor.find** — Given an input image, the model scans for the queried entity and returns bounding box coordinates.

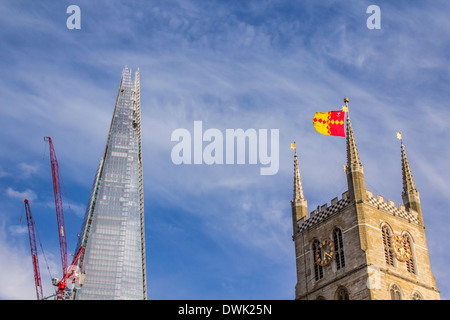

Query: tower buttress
[291,150,308,236]
[400,136,423,226]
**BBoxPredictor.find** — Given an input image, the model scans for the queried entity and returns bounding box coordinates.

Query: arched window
[382,225,394,266]
[411,291,423,300]
[390,284,402,300]
[333,228,345,270]
[312,240,323,281]
[335,287,349,300]
[404,233,416,274]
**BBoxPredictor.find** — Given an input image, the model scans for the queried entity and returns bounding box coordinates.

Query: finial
[343,97,349,114]
[290,141,297,154]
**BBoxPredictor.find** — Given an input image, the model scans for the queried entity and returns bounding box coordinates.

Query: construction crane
[44,136,85,299]
[24,199,44,300]
[44,136,68,276]
[54,245,85,300]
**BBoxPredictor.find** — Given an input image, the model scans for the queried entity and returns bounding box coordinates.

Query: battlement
[309,190,350,218]
[365,190,418,224]
[364,190,403,210]
[298,191,351,232]
[298,189,419,233]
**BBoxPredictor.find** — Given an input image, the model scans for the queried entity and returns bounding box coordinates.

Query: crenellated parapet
[297,191,351,232]
[365,190,419,225]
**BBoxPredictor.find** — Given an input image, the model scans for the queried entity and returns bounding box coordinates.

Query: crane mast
[24,199,44,300]
[44,136,68,277]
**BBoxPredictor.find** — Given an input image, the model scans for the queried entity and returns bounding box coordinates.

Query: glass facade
[73,67,146,300]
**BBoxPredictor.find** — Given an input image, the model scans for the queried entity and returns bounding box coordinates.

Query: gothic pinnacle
[293,149,305,201]
[399,133,417,194]
[345,99,362,168]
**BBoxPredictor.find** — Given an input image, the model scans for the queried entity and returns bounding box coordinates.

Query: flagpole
[343,97,349,173]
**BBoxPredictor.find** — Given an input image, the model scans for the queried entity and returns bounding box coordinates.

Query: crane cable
[35,223,54,289]
[22,206,55,295]
[61,177,80,238]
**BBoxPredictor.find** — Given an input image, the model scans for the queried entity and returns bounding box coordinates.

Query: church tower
[291,98,440,300]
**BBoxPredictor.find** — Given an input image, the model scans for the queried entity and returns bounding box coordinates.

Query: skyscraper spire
[291,143,308,235]
[73,67,147,300]
[398,133,423,226]
[344,98,367,202]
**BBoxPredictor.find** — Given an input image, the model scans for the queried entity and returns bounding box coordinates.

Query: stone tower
[291,99,440,300]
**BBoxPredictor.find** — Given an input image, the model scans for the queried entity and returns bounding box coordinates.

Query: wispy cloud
[0,219,57,299]
[0,166,9,178]
[17,163,39,179]
[6,187,37,202]
[8,224,28,236]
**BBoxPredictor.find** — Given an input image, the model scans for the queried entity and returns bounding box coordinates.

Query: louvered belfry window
[405,235,416,274]
[382,225,394,266]
[333,228,345,270]
[312,240,324,281]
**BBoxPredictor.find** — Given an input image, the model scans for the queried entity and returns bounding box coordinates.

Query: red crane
[24,199,44,300]
[44,136,85,299]
[55,245,85,299]
[44,136,67,276]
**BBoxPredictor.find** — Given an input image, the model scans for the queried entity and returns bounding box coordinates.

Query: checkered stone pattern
[298,198,351,232]
[366,195,419,224]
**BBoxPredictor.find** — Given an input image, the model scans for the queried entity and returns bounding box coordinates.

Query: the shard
[73,67,146,300]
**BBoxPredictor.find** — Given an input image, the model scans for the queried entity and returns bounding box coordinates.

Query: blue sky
[0,0,449,299]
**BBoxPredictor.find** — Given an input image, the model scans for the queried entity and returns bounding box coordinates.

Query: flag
[290,142,296,149]
[313,110,346,137]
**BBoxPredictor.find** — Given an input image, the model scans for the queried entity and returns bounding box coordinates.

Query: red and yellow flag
[312,109,346,137]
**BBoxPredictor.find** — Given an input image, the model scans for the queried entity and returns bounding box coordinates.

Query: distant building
[291,104,440,300]
[73,67,146,299]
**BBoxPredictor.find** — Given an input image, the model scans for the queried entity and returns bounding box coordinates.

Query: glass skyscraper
[73,67,146,300]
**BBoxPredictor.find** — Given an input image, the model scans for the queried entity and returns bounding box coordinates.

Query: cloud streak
[6,188,37,202]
